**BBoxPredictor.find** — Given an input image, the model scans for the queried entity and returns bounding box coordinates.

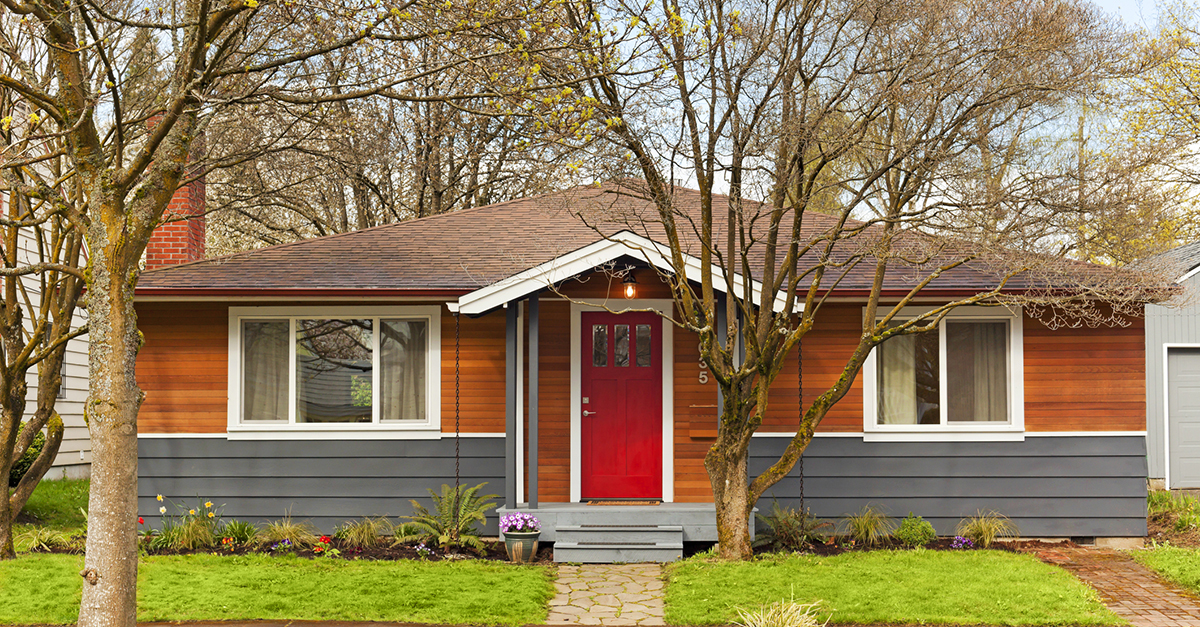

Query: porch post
[505,302,518,509]
[528,295,539,509]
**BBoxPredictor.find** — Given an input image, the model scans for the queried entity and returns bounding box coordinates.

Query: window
[864,307,1023,437]
[231,307,440,433]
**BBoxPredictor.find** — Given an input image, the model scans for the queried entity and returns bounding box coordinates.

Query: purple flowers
[500,512,541,533]
[951,536,975,550]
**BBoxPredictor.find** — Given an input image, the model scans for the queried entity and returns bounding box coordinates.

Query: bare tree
[514,0,1162,558]
[0,0,563,622]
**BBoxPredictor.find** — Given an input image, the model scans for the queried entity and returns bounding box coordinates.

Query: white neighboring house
[14,225,90,480]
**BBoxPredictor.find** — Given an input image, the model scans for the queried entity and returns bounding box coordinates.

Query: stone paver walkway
[1029,546,1200,627]
[547,563,666,625]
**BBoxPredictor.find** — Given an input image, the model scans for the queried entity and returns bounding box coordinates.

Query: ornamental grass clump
[754,500,831,552]
[734,596,829,627]
[895,513,936,548]
[499,512,541,534]
[335,516,394,548]
[258,512,319,549]
[148,496,222,550]
[841,505,895,547]
[955,510,1018,548]
[397,482,498,552]
[219,519,258,546]
[14,526,78,553]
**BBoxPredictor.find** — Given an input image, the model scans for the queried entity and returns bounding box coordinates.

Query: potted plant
[500,512,541,563]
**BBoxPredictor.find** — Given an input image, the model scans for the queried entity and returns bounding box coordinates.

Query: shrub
[258,512,319,548]
[895,513,936,548]
[841,505,895,547]
[754,500,831,552]
[734,597,828,627]
[335,516,394,549]
[397,482,498,552]
[956,510,1018,548]
[9,427,45,487]
[220,519,258,545]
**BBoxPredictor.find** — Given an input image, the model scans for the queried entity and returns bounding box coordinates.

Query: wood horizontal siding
[137,302,228,433]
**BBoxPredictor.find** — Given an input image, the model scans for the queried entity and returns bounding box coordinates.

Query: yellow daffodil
[189,509,196,515]
[204,501,213,508]
[156,495,163,502]
[207,512,215,518]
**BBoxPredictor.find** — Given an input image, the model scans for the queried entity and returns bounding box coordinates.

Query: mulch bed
[753,537,1079,557]
[1148,511,1200,548]
[29,537,556,564]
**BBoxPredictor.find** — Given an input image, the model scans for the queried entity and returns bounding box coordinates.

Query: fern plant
[397,482,498,553]
[754,500,831,552]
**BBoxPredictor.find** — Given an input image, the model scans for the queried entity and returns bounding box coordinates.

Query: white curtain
[878,335,918,425]
[946,322,1007,422]
[243,320,289,421]
[381,320,427,421]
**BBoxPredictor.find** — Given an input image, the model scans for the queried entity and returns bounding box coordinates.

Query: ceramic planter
[503,530,541,563]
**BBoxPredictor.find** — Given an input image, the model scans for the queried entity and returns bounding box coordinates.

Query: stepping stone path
[1029,545,1200,627]
[547,563,666,626]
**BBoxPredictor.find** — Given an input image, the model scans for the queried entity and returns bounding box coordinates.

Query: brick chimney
[144,125,205,270]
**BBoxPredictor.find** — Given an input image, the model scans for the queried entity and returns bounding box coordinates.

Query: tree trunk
[78,224,143,627]
[705,439,753,560]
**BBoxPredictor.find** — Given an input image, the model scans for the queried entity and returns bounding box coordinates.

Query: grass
[16,478,88,531]
[1133,544,1200,594]
[665,550,1122,626]
[0,553,554,625]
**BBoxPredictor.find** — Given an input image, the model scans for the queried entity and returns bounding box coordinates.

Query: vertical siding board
[1147,277,1200,480]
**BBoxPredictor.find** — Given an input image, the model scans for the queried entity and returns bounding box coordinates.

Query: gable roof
[135,181,1117,299]
[1142,242,1200,284]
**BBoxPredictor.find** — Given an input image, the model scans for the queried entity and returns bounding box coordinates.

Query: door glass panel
[615,325,630,367]
[592,325,608,367]
[636,324,652,367]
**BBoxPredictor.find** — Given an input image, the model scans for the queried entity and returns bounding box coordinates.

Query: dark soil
[1148,511,1200,548]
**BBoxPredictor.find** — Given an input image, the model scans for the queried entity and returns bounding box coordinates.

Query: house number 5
[698,356,709,384]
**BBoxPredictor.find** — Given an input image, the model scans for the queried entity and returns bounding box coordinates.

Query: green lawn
[16,478,89,531]
[0,553,554,625]
[665,550,1122,626]
[1132,545,1200,594]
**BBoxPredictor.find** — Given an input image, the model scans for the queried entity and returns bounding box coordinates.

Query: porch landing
[499,503,754,563]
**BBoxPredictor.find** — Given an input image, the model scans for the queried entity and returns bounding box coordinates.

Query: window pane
[636,324,652,367]
[877,329,940,425]
[593,325,608,367]
[615,325,630,367]
[380,319,427,422]
[946,322,1008,422]
[242,320,289,422]
[296,319,373,423]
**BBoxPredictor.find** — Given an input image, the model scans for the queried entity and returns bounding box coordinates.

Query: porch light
[623,274,638,299]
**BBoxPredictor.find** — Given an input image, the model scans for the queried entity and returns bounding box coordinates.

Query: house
[1143,242,1200,490]
[134,182,1149,562]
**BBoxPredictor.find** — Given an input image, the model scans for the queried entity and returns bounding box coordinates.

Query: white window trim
[861,306,1024,442]
[227,305,441,438]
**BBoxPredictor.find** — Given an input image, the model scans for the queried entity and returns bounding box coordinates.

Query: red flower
[138,517,144,525]
[319,535,332,544]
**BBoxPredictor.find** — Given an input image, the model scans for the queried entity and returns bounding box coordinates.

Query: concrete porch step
[552,523,684,562]
[554,540,684,563]
[556,524,683,545]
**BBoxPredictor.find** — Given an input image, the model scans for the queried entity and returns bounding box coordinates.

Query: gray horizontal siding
[1147,278,1200,480]
[753,435,1147,537]
[139,436,504,533]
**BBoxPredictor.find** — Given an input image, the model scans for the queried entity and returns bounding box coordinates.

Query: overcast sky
[1091,0,1159,29]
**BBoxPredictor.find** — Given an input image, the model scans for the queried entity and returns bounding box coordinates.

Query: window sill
[862,429,1025,443]
[227,425,445,440]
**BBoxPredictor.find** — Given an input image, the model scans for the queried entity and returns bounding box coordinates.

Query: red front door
[581,311,663,500]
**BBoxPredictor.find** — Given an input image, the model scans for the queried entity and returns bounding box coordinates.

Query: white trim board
[137,432,507,440]
[570,299,675,503]
[448,231,802,316]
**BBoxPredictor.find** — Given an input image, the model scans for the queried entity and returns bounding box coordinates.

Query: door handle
[583,410,597,416]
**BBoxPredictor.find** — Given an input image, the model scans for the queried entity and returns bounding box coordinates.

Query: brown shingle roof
[135,182,1118,296]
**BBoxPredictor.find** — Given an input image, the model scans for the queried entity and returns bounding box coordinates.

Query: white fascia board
[1177,264,1200,284]
[453,231,801,315]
